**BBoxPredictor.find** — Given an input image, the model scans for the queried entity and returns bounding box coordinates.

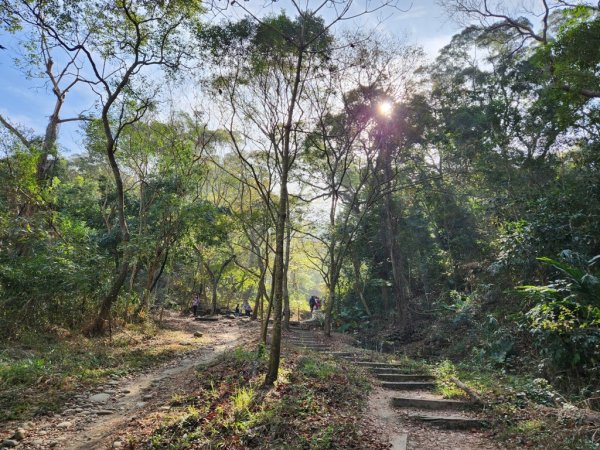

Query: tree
[201,1,402,384]
[442,0,600,99]
[9,0,202,333]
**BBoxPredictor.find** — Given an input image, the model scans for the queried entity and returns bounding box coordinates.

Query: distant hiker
[315,296,321,310]
[235,304,240,316]
[309,295,316,313]
[192,294,200,316]
[243,300,252,317]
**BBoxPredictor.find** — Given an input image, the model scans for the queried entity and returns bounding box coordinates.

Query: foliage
[517,252,600,373]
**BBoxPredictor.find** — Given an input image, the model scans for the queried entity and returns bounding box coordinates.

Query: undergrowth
[0,322,197,421]
[143,348,387,449]
[385,354,599,449]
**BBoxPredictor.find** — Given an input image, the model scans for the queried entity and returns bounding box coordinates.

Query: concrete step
[353,361,405,369]
[369,367,422,375]
[377,374,435,382]
[392,397,474,411]
[408,414,488,429]
[381,381,435,390]
[292,346,331,350]
[326,352,358,357]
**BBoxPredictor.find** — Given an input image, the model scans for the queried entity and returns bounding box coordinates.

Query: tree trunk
[377,136,410,330]
[254,270,266,321]
[264,34,304,386]
[91,130,130,334]
[282,207,292,331]
[211,280,218,314]
[324,268,339,336]
[383,189,410,330]
[261,290,273,345]
[352,255,371,316]
[324,192,338,336]
[88,260,129,335]
[264,151,289,386]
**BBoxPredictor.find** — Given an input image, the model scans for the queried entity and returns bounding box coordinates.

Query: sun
[377,100,393,117]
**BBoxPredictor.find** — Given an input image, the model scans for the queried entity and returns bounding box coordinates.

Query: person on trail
[192,294,200,316]
[315,296,321,310]
[242,300,252,317]
[235,304,240,316]
[309,295,316,313]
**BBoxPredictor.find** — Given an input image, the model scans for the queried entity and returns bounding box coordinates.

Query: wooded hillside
[0,1,598,448]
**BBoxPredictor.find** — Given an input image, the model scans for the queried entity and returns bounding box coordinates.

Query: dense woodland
[1,0,599,422]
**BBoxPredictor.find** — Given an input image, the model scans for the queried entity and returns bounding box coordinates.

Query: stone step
[353,361,406,370]
[293,344,330,351]
[392,397,474,410]
[408,414,488,429]
[377,373,435,382]
[292,346,331,350]
[381,381,435,390]
[326,352,358,357]
[369,367,422,375]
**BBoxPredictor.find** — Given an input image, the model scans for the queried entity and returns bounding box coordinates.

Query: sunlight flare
[377,100,393,117]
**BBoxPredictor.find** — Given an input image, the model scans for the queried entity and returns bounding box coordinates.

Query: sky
[0,0,462,155]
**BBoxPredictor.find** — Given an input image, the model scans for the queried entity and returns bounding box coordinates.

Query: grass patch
[141,348,388,449]
[0,323,195,422]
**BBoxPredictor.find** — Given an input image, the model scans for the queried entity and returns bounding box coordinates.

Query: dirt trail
[7,315,251,450]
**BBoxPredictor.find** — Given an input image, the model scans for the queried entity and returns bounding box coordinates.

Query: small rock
[193,331,203,337]
[57,421,72,429]
[1,440,18,448]
[31,440,44,447]
[90,393,111,403]
[159,406,170,411]
[142,394,154,401]
[38,431,48,436]
[136,402,147,408]
[113,441,123,448]
[108,381,119,386]
[12,428,26,440]
[121,389,131,394]
[96,410,113,415]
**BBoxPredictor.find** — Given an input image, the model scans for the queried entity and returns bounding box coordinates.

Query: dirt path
[4,315,251,450]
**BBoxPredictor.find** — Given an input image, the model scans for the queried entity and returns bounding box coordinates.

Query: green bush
[517,251,600,373]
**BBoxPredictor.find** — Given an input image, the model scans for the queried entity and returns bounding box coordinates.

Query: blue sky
[0,1,461,155]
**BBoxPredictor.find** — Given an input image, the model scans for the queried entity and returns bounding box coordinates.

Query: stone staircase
[285,331,488,449]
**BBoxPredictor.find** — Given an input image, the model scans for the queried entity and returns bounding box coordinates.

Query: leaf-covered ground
[138,346,389,449]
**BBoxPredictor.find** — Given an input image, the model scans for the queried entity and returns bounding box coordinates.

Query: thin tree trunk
[211,280,218,314]
[91,260,129,334]
[282,206,292,331]
[352,255,371,316]
[90,129,130,334]
[264,35,304,387]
